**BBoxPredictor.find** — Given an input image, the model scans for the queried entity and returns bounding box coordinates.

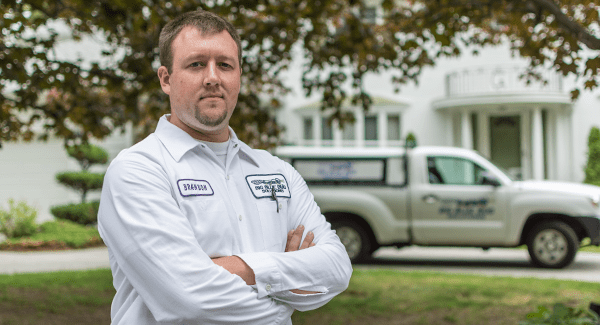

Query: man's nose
[204,62,220,86]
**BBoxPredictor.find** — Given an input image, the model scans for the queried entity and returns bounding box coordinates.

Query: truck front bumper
[576,216,600,245]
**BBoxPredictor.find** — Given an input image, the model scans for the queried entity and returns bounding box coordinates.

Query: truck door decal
[438,198,495,220]
[293,159,386,183]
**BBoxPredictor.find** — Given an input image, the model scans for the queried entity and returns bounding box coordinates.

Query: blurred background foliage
[0,0,598,149]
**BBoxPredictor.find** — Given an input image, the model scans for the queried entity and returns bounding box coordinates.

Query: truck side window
[427,157,445,184]
[428,156,487,185]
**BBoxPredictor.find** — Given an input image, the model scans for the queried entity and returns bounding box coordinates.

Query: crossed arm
[212,225,319,294]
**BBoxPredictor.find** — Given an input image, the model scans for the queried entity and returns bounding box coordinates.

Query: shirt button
[226,175,230,180]
[238,215,242,221]
[265,284,272,291]
[278,203,283,210]
[234,143,238,148]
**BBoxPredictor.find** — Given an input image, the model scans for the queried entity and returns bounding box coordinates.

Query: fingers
[285,230,293,252]
[299,231,314,250]
[285,225,316,252]
[285,225,304,252]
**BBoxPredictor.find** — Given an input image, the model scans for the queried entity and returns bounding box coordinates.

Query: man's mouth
[201,94,223,99]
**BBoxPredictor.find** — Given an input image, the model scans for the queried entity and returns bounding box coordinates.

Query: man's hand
[211,256,256,285]
[285,224,316,252]
[286,225,319,295]
[212,225,319,294]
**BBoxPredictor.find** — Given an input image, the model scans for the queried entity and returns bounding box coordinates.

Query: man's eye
[218,62,233,68]
[190,62,204,67]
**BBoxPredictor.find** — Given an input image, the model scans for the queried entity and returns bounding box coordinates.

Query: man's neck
[167,114,230,142]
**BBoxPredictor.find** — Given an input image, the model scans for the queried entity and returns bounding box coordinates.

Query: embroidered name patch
[177,179,214,197]
[245,174,291,199]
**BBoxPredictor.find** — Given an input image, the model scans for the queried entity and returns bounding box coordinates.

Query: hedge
[50,200,100,225]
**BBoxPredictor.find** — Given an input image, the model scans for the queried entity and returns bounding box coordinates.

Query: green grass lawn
[0,269,114,325]
[1,268,600,325]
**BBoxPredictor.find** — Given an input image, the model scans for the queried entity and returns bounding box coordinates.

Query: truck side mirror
[481,172,501,187]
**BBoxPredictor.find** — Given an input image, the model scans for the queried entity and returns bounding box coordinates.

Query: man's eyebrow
[183,53,237,64]
[214,54,237,62]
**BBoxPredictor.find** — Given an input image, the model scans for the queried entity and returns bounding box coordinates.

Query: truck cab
[276,145,600,269]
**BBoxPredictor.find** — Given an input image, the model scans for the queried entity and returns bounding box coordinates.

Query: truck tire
[526,221,579,269]
[331,220,372,263]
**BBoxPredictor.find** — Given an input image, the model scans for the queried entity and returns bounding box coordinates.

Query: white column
[545,110,556,180]
[356,108,365,147]
[445,111,454,147]
[378,110,387,147]
[521,111,531,180]
[555,108,573,181]
[461,110,473,150]
[531,107,544,180]
[478,113,490,158]
[333,120,343,147]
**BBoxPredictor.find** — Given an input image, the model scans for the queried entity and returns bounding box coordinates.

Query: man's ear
[157,66,171,95]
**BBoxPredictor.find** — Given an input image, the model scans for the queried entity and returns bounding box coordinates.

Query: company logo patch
[245,174,291,199]
[177,179,214,197]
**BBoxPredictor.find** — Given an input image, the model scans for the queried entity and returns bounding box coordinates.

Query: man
[98,9,352,325]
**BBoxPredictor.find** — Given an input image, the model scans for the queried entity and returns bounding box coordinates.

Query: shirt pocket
[255,198,289,252]
[179,197,233,257]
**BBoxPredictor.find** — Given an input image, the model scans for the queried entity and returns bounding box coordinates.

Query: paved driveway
[0,247,110,274]
[354,247,600,283]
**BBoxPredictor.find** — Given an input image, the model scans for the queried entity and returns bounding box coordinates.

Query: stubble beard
[195,109,227,128]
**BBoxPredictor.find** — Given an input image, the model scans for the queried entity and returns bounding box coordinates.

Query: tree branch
[530,0,600,50]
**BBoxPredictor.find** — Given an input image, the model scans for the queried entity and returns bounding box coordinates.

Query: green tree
[584,126,600,186]
[1,0,598,147]
[51,143,107,225]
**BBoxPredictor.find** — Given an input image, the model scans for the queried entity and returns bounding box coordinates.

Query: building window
[362,7,377,24]
[303,117,313,140]
[364,116,378,141]
[342,122,355,141]
[321,117,333,141]
[387,115,401,141]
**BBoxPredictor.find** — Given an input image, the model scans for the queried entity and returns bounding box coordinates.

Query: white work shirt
[98,115,352,325]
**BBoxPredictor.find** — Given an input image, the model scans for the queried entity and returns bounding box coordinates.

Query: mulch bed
[0,238,105,252]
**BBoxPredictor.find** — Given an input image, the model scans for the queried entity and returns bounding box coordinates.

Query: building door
[490,116,521,179]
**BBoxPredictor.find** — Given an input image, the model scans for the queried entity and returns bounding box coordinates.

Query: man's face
[158,26,241,141]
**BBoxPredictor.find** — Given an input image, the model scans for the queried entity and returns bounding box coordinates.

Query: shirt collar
[154,115,259,166]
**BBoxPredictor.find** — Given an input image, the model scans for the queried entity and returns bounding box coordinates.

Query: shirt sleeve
[98,156,292,324]
[236,162,353,312]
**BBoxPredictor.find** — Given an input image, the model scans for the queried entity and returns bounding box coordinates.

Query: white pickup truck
[275,145,600,268]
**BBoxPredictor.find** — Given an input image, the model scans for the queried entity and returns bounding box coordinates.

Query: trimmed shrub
[0,199,39,238]
[584,126,600,187]
[50,201,100,225]
[55,172,105,202]
[52,143,108,225]
[66,143,109,171]
[405,132,417,148]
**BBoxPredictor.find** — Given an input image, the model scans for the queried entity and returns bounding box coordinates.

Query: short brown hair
[158,10,242,73]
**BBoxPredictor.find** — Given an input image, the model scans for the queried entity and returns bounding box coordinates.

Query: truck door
[410,156,509,245]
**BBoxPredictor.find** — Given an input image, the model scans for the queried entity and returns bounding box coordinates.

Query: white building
[279,44,600,184]
[1,36,599,223]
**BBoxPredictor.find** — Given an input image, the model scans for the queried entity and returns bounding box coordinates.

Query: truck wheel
[526,221,579,269]
[331,220,372,263]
